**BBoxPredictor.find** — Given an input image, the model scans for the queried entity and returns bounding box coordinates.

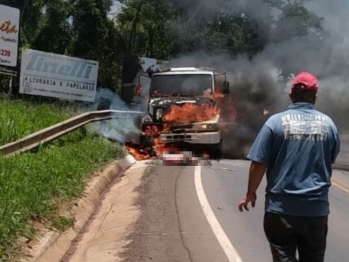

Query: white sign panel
[20,49,99,102]
[0,4,20,67]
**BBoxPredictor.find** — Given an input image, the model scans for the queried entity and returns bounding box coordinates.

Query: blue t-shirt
[247,102,341,217]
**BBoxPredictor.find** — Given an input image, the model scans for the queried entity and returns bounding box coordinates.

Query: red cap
[292,72,318,91]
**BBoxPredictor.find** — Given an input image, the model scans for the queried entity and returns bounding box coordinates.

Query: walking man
[238,72,341,262]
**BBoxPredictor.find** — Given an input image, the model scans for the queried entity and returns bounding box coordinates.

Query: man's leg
[297,216,328,262]
[263,212,298,262]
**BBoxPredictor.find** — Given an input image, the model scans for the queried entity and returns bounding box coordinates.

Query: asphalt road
[334,138,349,170]
[80,158,344,262]
[201,160,349,262]
[64,142,349,262]
[122,159,349,262]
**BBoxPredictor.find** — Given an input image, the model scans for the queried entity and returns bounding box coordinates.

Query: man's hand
[238,161,266,212]
[238,193,257,212]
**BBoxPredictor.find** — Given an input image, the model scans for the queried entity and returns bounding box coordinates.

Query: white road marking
[194,164,244,262]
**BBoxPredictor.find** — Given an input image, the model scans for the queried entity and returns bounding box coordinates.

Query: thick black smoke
[166,0,349,158]
[168,53,288,158]
[96,0,348,159]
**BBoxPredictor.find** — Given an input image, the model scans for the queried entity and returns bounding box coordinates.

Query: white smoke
[88,88,146,143]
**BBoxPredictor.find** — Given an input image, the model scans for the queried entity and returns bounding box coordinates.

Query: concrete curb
[21,154,136,262]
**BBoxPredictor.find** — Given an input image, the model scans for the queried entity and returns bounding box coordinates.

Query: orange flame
[125,124,178,160]
[135,84,142,96]
[125,89,238,160]
[163,103,220,123]
[125,147,150,160]
[142,124,161,136]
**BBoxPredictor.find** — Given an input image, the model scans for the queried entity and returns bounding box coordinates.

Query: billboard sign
[20,49,99,102]
[0,4,20,67]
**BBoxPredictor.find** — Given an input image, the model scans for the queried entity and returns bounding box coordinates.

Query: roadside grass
[0,98,126,261]
[0,98,82,145]
[0,128,126,261]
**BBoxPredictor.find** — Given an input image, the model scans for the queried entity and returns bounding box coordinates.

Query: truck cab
[139,67,229,158]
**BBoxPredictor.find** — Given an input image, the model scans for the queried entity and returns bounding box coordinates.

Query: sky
[109,0,124,19]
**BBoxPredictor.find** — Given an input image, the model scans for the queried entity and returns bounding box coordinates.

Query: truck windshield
[149,74,213,97]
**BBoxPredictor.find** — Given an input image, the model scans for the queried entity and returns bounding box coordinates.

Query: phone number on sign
[0,49,11,57]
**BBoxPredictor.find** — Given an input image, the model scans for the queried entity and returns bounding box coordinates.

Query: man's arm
[247,161,268,195]
[238,161,267,212]
[239,122,273,212]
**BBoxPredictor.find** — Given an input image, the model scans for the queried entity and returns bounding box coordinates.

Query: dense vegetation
[0,0,323,94]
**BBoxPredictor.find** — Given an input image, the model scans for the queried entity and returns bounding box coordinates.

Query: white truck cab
[139,67,229,158]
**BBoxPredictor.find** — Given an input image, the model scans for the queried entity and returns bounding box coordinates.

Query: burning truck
[125,67,231,160]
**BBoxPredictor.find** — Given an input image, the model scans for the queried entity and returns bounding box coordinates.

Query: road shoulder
[120,164,192,262]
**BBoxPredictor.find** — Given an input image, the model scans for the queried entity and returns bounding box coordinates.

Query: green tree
[272,1,323,43]
[116,0,322,60]
[32,1,73,54]
[71,0,110,60]
[1,0,128,93]
[117,0,175,59]
[0,0,323,95]
[70,0,126,88]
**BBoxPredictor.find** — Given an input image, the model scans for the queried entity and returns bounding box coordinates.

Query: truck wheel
[210,139,223,160]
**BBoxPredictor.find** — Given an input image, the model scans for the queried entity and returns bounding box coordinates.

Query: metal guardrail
[1,111,348,173]
[0,110,145,156]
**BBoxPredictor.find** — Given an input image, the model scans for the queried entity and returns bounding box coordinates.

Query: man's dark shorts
[263,212,328,262]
